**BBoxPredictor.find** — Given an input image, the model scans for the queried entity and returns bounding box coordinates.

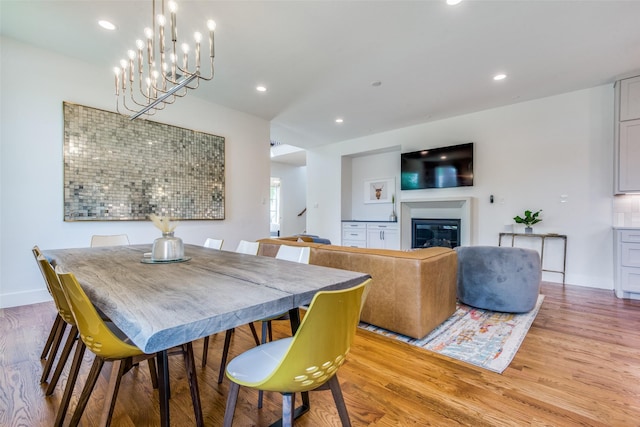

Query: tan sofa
[257,238,457,339]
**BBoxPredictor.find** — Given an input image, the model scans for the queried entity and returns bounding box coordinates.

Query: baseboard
[0,289,52,309]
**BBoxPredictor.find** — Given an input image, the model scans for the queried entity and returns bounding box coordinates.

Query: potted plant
[513,209,542,234]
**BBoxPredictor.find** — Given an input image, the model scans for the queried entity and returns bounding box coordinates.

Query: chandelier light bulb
[136,39,144,50]
[168,1,178,13]
[114,67,121,75]
[207,20,216,31]
[128,50,136,60]
[182,43,190,54]
[157,14,166,26]
[144,27,153,39]
[120,59,128,69]
[194,32,202,43]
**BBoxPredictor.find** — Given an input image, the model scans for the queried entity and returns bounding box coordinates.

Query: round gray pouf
[454,246,541,313]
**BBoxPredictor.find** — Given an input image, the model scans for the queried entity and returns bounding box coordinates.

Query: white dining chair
[235,240,260,255]
[90,234,130,247]
[275,245,311,264]
[203,238,224,250]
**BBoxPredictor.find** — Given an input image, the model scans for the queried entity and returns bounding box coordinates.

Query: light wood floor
[1,282,639,426]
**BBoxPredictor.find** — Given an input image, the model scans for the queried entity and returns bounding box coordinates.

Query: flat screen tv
[401,142,474,190]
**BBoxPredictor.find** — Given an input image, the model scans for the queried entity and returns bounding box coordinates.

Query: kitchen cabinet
[342,221,400,249]
[613,228,640,299]
[615,75,640,193]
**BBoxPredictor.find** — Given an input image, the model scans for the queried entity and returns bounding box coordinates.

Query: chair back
[90,234,130,247]
[56,270,145,359]
[35,253,76,326]
[204,238,224,250]
[235,240,260,255]
[275,245,310,264]
[32,246,52,296]
[255,279,371,393]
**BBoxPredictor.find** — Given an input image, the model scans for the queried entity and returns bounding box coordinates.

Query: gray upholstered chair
[455,246,541,313]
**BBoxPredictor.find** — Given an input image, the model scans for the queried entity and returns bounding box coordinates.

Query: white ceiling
[2,0,640,153]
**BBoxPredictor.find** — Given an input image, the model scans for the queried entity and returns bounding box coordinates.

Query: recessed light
[335,118,344,124]
[446,0,462,5]
[256,86,267,92]
[98,20,117,30]
[493,73,507,81]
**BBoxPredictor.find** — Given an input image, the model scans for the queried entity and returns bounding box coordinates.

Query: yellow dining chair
[90,234,130,247]
[204,238,224,250]
[32,246,66,381]
[56,271,204,427]
[202,240,261,372]
[222,279,371,427]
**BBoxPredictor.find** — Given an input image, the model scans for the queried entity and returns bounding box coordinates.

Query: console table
[498,232,567,284]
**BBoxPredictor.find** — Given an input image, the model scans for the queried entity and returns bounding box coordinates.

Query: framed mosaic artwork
[63,102,225,221]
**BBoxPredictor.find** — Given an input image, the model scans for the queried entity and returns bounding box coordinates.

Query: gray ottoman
[454,246,541,313]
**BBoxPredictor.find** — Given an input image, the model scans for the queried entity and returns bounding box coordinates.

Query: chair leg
[222,381,240,427]
[282,392,295,427]
[40,320,67,383]
[99,358,128,427]
[201,335,210,368]
[147,357,159,389]
[248,322,260,346]
[54,340,86,427]
[46,325,78,395]
[182,342,204,427]
[328,375,352,427]
[69,356,106,426]
[41,314,63,359]
[217,329,234,384]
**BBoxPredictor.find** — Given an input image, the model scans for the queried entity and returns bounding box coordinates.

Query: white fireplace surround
[400,197,473,250]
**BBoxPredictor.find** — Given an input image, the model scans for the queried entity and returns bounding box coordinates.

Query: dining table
[44,243,370,427]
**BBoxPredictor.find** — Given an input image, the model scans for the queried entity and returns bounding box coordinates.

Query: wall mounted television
[401,142,474,190]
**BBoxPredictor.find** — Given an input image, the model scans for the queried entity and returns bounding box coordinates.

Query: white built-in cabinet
[615,75,640,193]
[342,221,400,249]
[613,228,640,299]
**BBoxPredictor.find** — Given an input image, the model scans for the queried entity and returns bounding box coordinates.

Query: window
[270,177,281,236]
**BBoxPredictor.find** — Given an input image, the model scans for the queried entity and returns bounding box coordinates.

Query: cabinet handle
[350,233,358,236]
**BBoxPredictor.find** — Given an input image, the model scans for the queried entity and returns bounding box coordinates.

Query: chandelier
[114,0,216,119]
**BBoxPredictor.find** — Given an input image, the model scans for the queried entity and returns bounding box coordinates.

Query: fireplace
[412,218,461,248]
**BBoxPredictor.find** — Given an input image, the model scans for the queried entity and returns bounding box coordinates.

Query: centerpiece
[149,214,184,261]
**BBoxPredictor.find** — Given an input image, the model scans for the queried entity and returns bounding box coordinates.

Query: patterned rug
[359,294,544,373]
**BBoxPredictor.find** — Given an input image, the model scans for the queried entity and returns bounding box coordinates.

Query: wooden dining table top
[44,244,370,354]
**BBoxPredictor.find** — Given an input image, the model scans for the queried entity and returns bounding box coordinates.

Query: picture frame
[364,178,394,204]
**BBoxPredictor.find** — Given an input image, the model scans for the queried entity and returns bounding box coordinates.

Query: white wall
[308,85,615,289]
[270,162,307,236]
[0,37,271,308]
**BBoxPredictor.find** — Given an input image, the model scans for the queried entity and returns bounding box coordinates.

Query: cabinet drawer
[620,267,640,293]
[343,229,366,240]
[342,222,366,230]
[620,230,640,243]
[342,240,366,248]
[621,243,640,267]
[366,223,399,231]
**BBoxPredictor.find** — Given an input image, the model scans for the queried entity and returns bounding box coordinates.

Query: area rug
[359,294,544,373]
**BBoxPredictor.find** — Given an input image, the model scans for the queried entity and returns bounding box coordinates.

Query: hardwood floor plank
[1,282,640,426]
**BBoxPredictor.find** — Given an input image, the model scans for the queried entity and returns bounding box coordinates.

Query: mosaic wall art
[63,102,225,221]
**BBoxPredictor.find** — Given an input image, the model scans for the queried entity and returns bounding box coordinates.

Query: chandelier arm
[129,74,198,119]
